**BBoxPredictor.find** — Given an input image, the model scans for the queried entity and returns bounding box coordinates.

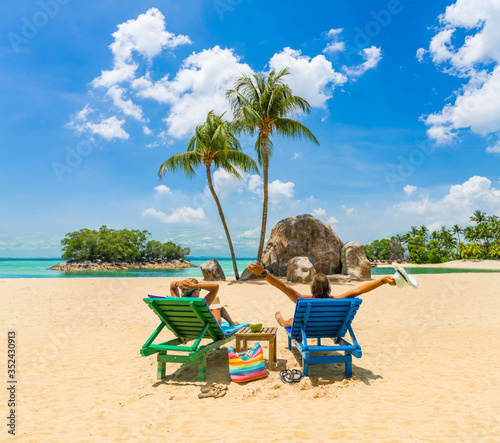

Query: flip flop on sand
[279,370,294,384]
[200,383,227,394]
[198,384,228,399]
[280,369,303,383]
[200,383,217,394]
[291,369,303,382]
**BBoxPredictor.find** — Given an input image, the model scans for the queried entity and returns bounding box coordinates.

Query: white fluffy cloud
[154,185,171,195]
[395,176,500,224]
[312,208,326,217]
[416,47,426,62]
[404,185,417,196]
[141,206,206,224]
[269,180,295,204]
[76,104,94,121]
[323,28,345,54]
[69,10,383,144]
[422,0,500,146]
[247,174,263,195]
[69,115,129,140]
[343,46,382,77]
[92,8,191,88]
[342,204,355,215]
[238,227,260,239]
[212,167,248,196]
[133,46,252,138]
[106,86,145,121]
[327,216,339,224]
[69,8,191,141]
[486,141,500,153]
[269,47,347,108]
[246,174,295,204]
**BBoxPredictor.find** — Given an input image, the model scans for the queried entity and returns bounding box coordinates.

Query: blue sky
[1,0,500,258]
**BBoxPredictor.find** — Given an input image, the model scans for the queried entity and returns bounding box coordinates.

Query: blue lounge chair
[285,298,362,377]
[141,296,245,381]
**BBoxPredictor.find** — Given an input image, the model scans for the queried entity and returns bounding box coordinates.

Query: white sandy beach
[1,271,499,442]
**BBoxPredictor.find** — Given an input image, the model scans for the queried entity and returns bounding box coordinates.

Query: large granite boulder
[287,257,316,283]
[200,259,226,281]
[328,274,353,283]
[237,267,265,282]
[262,214,343,277]
[341,241,371,280]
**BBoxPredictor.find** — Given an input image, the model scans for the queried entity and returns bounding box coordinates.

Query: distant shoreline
[48,259,197,271]
[372,259,500,270]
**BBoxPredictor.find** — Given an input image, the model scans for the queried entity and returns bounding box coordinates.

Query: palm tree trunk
[257,137,269,262]
[205,163,240,280]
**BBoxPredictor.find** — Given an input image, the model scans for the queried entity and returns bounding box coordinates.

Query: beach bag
[227,343,268,383]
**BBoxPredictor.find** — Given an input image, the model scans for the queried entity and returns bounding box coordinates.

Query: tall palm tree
[463,226,479,245]
[477,222,491,256]
[451,224,462,245]
[227,67,319,261]
[489,241,500,260]
[419,225,429,239]
[457,242,467,261]
[468,243,483,261]
[158,111,259,279]
[470,209,486,225]
[408,226,419,240]
[488,215,500,242]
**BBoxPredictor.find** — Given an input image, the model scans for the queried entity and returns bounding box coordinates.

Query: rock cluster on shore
[257,214,372,283]
[239,214,374,283]
[49,258,196,271]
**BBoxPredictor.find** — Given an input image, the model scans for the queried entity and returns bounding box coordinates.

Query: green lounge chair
[141,296,245,381]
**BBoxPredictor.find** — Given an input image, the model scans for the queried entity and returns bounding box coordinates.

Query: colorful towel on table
[220,321,248,335]
[227,342,268,382]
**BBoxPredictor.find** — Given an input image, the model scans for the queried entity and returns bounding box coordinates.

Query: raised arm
[335,276,396,299]
[200,283,219,306]
[170,280,182,297]
[175,280,219,306]
[247,261,304,304]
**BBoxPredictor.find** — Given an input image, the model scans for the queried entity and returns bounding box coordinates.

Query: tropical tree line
[365,210,500,264]
[61,226,190,262]
[159,68,318,279]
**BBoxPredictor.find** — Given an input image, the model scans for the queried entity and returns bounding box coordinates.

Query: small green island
[49,226,195,271]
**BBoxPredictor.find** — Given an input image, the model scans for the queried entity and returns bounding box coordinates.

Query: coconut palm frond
[158,151,202,179]
[273,118,320,144]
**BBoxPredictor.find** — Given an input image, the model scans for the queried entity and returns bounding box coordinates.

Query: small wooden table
[235,326,278,371]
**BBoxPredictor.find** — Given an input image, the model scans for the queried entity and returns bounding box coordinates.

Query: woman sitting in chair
[247,261,396,328]
[170,278,239,326]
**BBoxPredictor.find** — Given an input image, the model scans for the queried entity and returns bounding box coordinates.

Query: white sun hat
[392,262,418,289]
[209,296,228,310]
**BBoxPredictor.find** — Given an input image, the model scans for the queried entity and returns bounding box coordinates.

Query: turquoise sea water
[1,258,499,279]
[0,258,255,279]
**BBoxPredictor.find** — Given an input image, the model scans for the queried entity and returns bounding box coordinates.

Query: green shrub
[61,226,189,261]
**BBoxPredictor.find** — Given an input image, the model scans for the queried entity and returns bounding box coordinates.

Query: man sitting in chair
[170,278,239,327]
[247,261,396,328]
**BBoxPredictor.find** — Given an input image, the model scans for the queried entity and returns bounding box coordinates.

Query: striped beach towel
[227,343,268,382]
